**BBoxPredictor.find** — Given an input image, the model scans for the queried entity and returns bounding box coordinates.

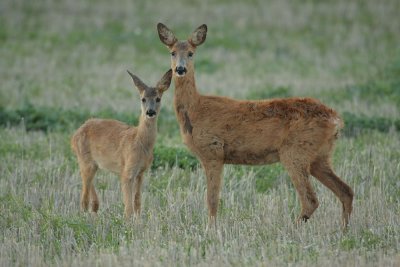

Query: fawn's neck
[136,114,157,151]
[174,72,200,111]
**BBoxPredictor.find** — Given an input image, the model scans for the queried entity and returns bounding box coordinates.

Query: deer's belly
[223,145,280,165]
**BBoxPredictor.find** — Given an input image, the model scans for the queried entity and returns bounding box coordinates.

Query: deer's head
[157,23,207,78]
[127,69,172,119]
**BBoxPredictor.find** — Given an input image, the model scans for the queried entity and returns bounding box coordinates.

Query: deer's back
[181,96,342,164]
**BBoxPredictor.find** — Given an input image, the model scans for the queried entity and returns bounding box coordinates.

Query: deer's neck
[136,115,157,151]
[174,73,199,111]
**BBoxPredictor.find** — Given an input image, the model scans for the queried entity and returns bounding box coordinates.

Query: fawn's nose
[175,66,187,76]
[146,109,157,117]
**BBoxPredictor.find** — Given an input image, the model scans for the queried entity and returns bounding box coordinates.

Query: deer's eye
[141,98,146,103]
[171,51,176,57]
[188,51,194,57]
[156,97,161,103]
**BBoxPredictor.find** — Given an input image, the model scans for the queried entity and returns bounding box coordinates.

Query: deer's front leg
[201,159,224,230]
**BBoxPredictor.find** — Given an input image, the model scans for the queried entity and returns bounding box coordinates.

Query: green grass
[1,128,399,266]
[1,0,400,266]
[2,103,400,138]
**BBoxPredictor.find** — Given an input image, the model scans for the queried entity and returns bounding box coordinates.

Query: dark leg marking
[184,111,193,134]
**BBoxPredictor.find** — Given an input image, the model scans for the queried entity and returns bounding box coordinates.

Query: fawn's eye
[188,51,194,57]
[141,98,146,103]
[171,51,176,57]
[156,97,161,103]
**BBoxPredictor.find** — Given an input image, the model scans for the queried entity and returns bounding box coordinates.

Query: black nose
[146,110,156,117]
[175,66,187,75]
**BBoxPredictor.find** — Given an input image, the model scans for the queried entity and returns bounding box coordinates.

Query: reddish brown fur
[71,69,172,219]
[158,23,354,229]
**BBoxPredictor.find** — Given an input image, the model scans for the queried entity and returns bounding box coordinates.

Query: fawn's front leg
[121,166,140,219]
[133,170,145,219]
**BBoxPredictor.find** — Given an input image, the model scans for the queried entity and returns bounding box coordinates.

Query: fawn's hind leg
[90,184,99,212]
[280,151,319,223]
[310,157,354,228]
[79,162,98,212]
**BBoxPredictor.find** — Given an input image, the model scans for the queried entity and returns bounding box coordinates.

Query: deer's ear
[189,24,207,47]
[156,69,172,93]
[127,70,146,93]
[157,23,177,48]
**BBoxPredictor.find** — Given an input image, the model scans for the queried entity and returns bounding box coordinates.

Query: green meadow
[1,0,399,266]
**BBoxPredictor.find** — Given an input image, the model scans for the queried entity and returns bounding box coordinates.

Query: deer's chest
[175,106,198,149]
[175,105,193,134]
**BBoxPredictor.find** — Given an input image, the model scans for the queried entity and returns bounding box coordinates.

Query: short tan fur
[157,23,354,229]
[71,69,172,219]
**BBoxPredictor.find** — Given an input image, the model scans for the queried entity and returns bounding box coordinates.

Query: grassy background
[1,0,399,266]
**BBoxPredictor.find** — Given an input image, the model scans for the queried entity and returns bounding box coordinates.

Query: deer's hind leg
[311,157,354,228]
[280,149,319,223]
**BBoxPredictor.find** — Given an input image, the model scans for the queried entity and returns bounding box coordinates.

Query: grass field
[1,0,399,266]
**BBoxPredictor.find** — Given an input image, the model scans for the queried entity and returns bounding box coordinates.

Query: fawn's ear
[156,69,173,93]
[157,23,178,48]
[127,70,146,93]
[189,24,207,47]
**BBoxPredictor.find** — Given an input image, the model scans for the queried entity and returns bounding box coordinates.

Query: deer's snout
[175,66,187,76]
[146,109,157,118]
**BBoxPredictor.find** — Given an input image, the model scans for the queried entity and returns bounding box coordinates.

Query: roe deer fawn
[71,69,172,219]
[157,23,354,229]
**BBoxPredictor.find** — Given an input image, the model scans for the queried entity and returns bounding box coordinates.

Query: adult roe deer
[157,23,354,229]
[71,69,172,219]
